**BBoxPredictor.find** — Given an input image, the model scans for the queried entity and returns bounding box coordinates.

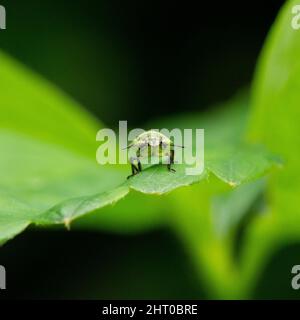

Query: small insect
[125,130,184,179]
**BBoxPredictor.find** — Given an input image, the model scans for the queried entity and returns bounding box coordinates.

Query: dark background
[1,0,297,299]
[0,0,283,126]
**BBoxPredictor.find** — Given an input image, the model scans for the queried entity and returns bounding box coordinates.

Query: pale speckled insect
[125,130,184,179]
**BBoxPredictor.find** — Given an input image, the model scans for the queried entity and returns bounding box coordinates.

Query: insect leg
[167,149,176,173]
[127,156,140,179]
[136,148,142,172]
[137,158,142,172]
[136,148,141,170]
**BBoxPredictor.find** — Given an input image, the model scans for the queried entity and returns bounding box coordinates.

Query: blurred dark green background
[1,0,298,299]
[0,0,283,126]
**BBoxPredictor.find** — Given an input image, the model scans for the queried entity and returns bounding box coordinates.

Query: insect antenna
[172,144,184,148]
[122,144,133,150]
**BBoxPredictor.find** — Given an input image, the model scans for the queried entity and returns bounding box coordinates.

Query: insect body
[126,130,183,179]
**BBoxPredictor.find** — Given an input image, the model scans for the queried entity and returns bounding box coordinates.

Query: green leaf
[147,93,280,298]
[36,185,129,226]
[234,0,300,296]
[0,51,100,158]
[249,0,300,220]
[124,144,279,194]
[0,50,279,251]
[212,179,265,237]
[0,50,172,244]
[206,145,280,187]
[156,0,300,298]
[132,93,279,194]
[0,50,129,243]
[250,0,300,171]
[248,0,300,239]
[0,130,123,209]
[0,195,33,245]
[0,129,164,239]
[158,0,300,297]
[126,164,206,194]
[0,129,124,220]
